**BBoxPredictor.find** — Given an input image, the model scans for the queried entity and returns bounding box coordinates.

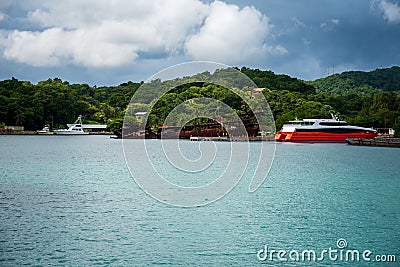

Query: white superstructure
[54,116,89,135]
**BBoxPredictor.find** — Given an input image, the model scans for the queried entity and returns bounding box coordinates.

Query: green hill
[1,66,400,136]
[309,66,400,96]
[240,67,315,95]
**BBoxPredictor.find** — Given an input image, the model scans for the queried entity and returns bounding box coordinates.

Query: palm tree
[15,112,26,126]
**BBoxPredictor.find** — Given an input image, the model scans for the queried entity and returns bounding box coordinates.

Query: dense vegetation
[309,66,400,95]
[0,78,140,131]
[240,67,315,95]
[1,66,399,136]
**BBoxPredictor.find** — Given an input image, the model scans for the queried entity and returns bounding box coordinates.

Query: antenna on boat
[331,113,339,121]
[74,115,84,124]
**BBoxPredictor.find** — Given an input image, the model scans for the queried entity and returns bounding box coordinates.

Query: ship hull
[275,131,377,142]
[54,130,89,135]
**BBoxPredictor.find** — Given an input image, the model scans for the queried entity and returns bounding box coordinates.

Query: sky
[0,0,399,85]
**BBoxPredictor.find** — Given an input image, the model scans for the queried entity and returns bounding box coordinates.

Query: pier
[346,137,400,148]
[189,136,273,142]
[190,136,229,141]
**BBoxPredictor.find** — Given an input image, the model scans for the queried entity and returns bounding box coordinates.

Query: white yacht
[54,116,89,135]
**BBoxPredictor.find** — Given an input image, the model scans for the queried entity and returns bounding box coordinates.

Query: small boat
[275,114,377,142]
[37,125,54,135]
[54,115,89,135]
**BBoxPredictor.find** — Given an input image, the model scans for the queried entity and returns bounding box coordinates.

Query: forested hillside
[1,67,399,136]
[309,66,400,95]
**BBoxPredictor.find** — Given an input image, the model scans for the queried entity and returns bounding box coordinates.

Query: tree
[15,111,26,126]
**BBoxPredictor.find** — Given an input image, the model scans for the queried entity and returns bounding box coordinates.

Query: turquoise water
[0,135,399,266]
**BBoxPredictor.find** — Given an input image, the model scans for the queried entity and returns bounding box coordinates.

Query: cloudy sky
[0,0,399,85]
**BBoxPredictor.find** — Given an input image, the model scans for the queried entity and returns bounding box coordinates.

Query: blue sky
[0,0,399,85]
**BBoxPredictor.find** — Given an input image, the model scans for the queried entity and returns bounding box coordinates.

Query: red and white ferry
[275,115,377,142]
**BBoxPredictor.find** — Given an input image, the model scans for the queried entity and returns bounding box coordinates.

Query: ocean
[0,135,399,266]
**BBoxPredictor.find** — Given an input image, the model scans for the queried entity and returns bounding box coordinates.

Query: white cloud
[378,0,400,23]
[320,19,339,30]
[2,0,208,67]
[292,17,306,28]
[185,1,285,64]
[2,26,143,67]
[3,28,67,66]
[1,0,284,68]
[275,17,306,37]
[302,38,311,46]
[0,12,5,21]
[331,19,339,25]
[268,45,288,55]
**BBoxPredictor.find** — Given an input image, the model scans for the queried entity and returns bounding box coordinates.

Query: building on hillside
[135,112,147,120]
[252,88,268,96]
[5,126,24,131]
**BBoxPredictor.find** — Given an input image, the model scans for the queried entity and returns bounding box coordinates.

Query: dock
[346,137,400,148]
[189,136,274,142]
[190,136,229,141]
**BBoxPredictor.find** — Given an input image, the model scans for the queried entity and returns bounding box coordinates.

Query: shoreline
[0,131,112,135]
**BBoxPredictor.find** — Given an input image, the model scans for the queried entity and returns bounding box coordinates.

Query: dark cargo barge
[346,137,400,148]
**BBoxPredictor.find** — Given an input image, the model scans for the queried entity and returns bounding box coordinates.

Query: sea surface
[0,135,399,266]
